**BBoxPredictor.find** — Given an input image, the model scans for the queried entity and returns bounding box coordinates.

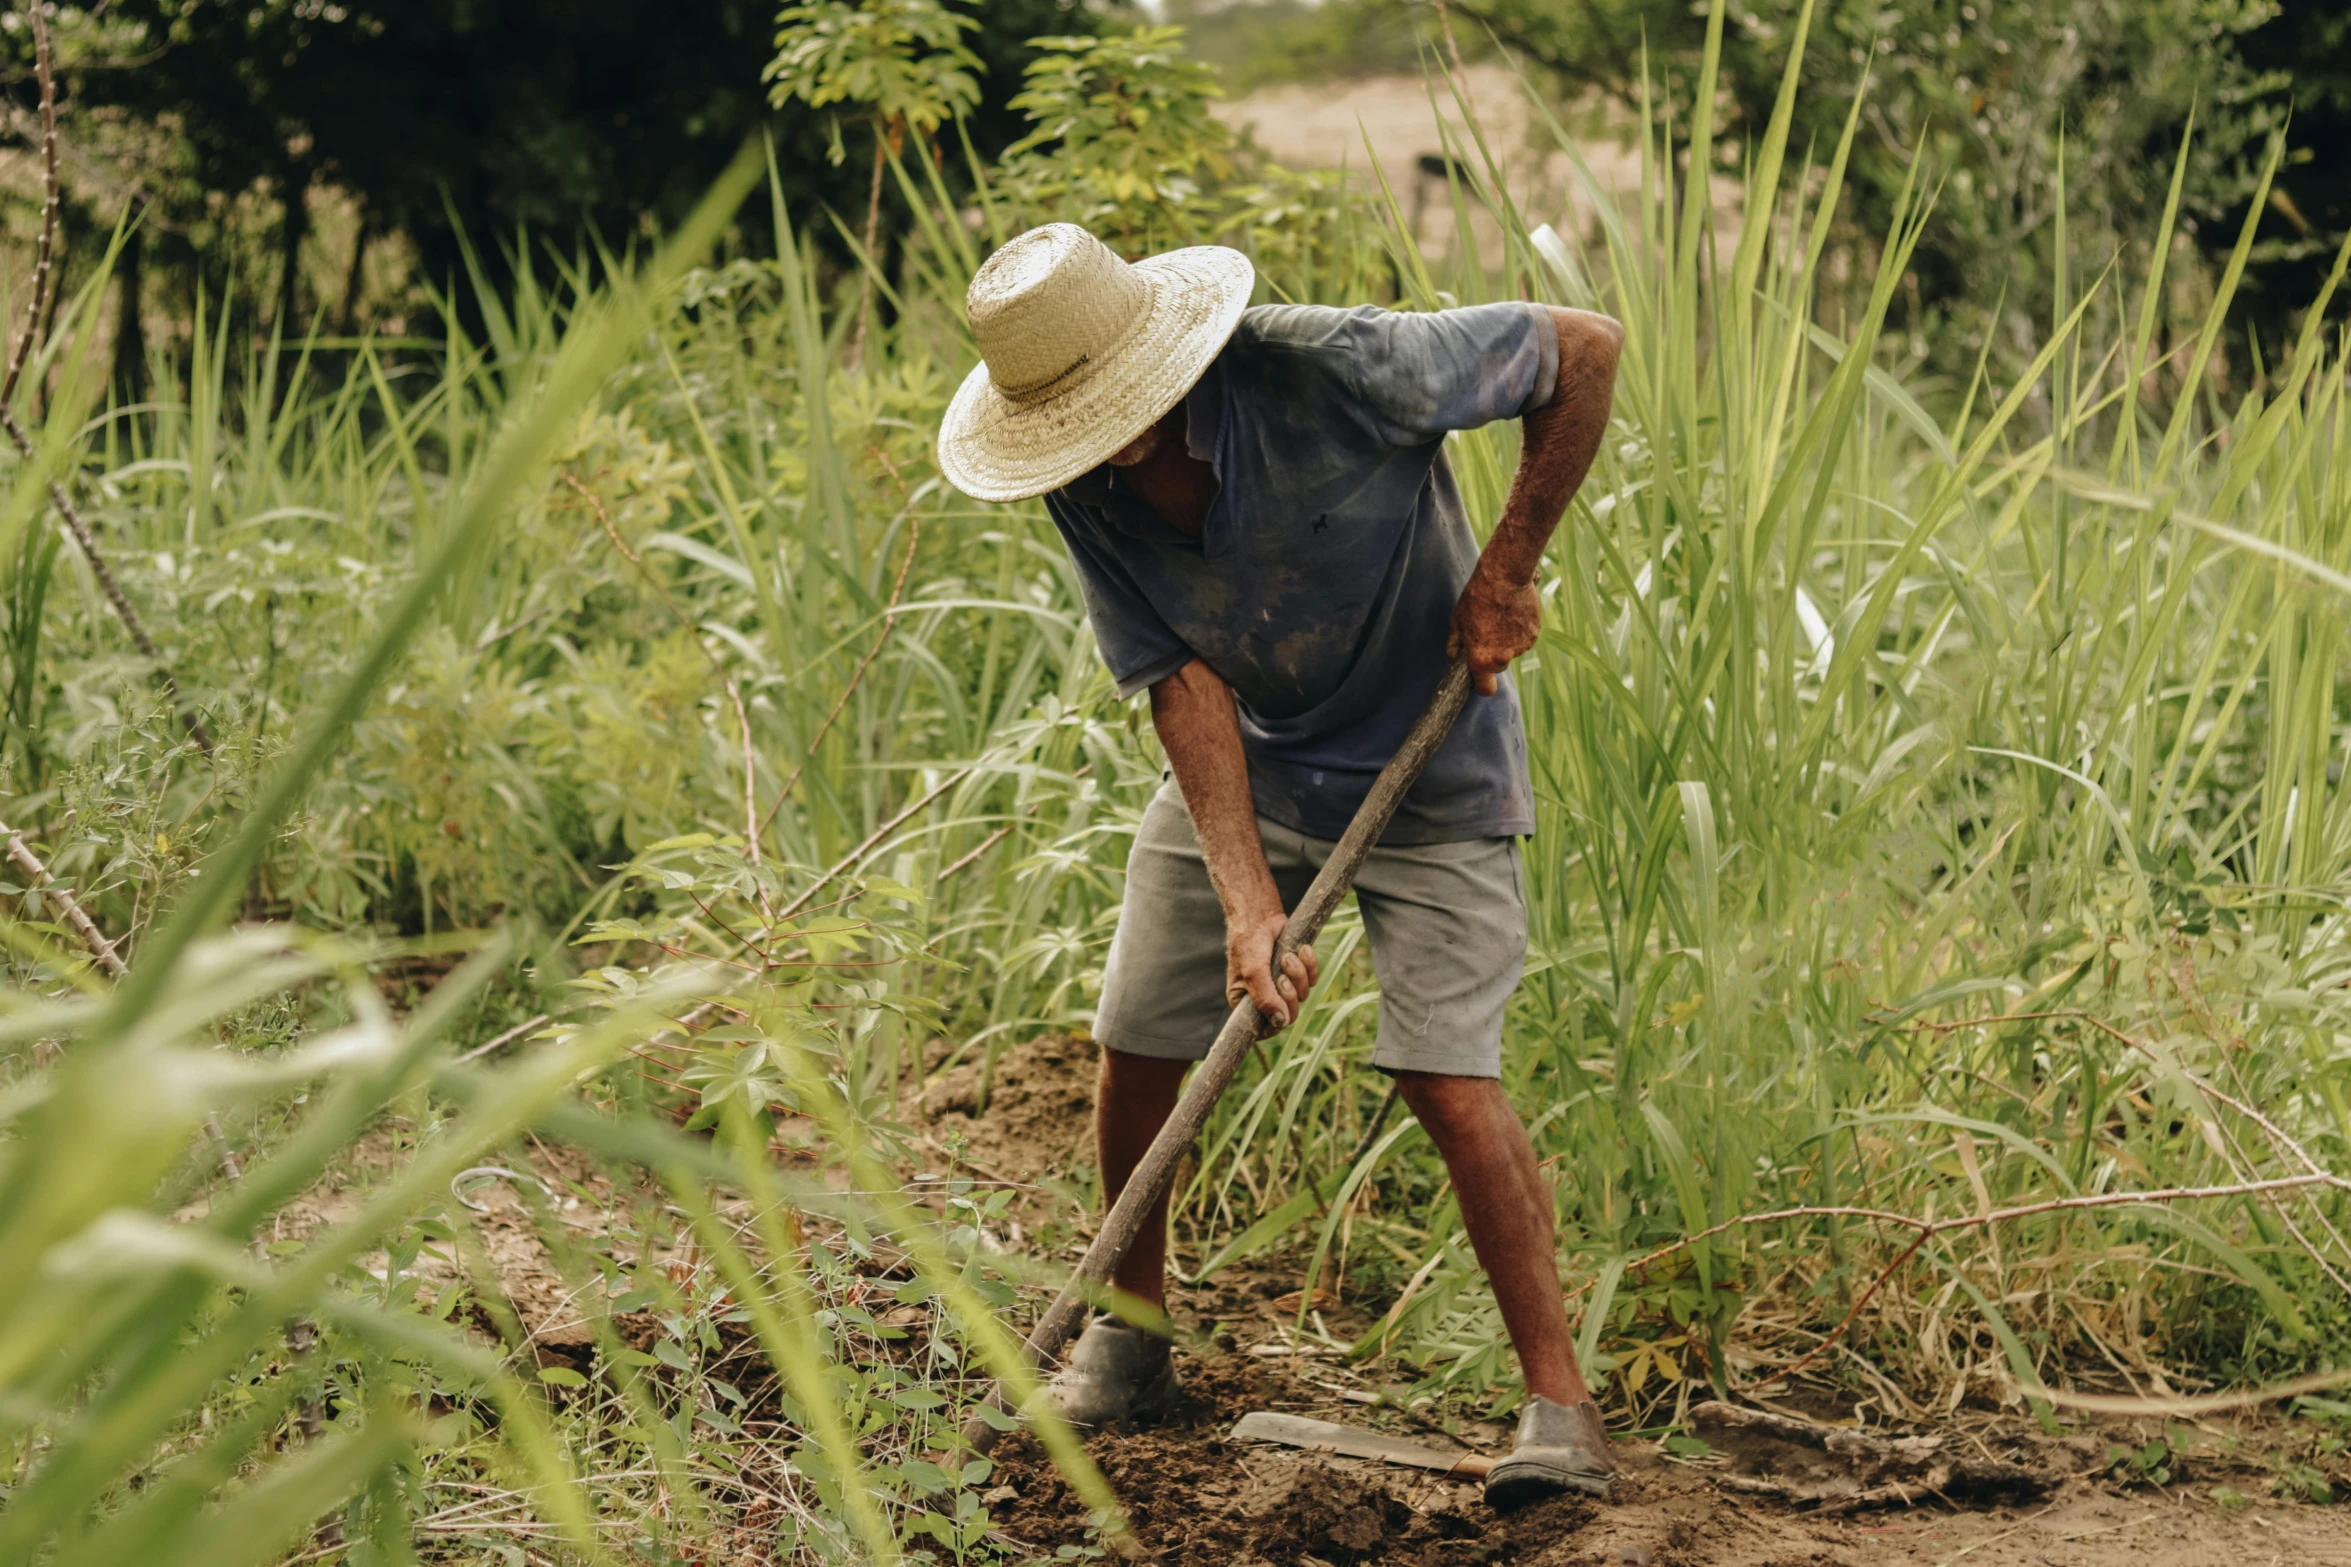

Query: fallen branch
[1,817,124,977]
[2016,1365,2351,1416]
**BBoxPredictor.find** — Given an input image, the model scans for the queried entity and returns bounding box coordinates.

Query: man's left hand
[1448,563,1541,696]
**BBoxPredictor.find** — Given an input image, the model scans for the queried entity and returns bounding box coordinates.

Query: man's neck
[1118,409,1215,538]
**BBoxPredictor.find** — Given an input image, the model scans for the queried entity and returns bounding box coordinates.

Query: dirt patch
[984,1345,1844,1566]
[916,1031,1101,1187]
[236,1037,2351,1564]
[264,1125,634,1350]
[980,1340,2351,1566]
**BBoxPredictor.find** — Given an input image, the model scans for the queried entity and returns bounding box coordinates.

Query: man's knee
[1099,1046,1189,1103]
[1389,1067,1504,1135]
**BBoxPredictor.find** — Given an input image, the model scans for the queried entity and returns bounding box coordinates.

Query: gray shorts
[1093,781,1527,1077]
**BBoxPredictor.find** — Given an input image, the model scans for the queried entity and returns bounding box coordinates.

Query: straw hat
[937,223,1254,503]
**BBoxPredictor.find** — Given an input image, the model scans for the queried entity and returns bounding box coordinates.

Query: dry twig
[454,1012,555,1066]
[0,3,62,414]
[1,6,211,754]
[1913,1009,2351,1296]
[1,816,124,977]
[3,814,242,1177]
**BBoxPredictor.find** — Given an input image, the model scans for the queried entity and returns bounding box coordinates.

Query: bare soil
[917,1031,1103,1191]
[1211,68,1742,271]
[256,1030,2350,1563]
[909,1034,2351,1567]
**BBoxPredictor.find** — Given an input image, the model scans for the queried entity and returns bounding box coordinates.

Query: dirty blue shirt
[1043,301,1557,845]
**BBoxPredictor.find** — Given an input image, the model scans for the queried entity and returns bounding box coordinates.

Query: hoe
[963,658,1474,1454]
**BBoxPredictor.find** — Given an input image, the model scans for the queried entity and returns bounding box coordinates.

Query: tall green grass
[2,7,2349,1559]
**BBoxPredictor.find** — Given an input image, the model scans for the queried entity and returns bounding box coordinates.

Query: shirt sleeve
[1340,302,1560,445]
[1043,495,1195,698]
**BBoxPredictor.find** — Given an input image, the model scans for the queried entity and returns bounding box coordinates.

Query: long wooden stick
[962,659,1474,1451]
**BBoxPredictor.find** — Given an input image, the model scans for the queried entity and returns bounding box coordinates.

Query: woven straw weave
[938,224,1254,503]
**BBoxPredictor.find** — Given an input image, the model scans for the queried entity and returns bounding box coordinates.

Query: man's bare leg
[1393,1069,1591,1407]
[1096,1046,1189,1311]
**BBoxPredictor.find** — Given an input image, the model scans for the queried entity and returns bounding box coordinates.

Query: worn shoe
[1046,1317,1179,1430]
[1483,1395,1616,1507]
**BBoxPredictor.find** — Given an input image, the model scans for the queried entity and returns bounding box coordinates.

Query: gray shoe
[1483,1395,1616,1507]
[1046,1318,1179,1430]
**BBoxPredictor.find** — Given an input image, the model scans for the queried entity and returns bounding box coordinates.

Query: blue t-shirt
[1043,301,1556,845]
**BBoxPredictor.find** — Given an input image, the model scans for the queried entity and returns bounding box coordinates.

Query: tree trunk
[848,122,886,371]
[277,166,311,340]
[112,207,146,409]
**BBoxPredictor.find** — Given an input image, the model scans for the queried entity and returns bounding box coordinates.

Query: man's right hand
[1225,907,1319,1032]
[1150,659,1321,1032]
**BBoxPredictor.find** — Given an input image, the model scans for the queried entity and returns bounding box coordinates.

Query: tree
[2230,0,2351,345]
[51,0,1094,335]
[1317,0,2296,363]
[765,0,981,368]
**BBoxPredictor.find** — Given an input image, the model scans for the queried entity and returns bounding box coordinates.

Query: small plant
[1003,25,1236,247]
[2107,1435,2178,1488]
[765,0,980,364]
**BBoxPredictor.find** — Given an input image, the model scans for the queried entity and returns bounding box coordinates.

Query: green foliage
[2234,0,2351,339]
[43,0,1092,333]
[1003,26,1238,243]
[1307,0,2309,358]
[2108,1433,2181,1486]
[6,17,2351,1560]
[75,0,785,310]
[766,0,984,153]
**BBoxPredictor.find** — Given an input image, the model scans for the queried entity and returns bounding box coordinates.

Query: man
[936,223,1622,1505]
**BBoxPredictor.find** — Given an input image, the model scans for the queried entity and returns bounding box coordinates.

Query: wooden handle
[962,659,1476,1452]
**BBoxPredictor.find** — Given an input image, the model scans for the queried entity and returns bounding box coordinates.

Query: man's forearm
[1149,659,1279,925]
[1480,307,1623,586]
[1149,658,1318,1028]
[1448,307,1622,694]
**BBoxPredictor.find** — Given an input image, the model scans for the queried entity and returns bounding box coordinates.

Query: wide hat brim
[936,245,1255,504]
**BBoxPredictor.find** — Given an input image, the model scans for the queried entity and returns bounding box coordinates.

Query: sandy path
[1212,66,1729,267]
